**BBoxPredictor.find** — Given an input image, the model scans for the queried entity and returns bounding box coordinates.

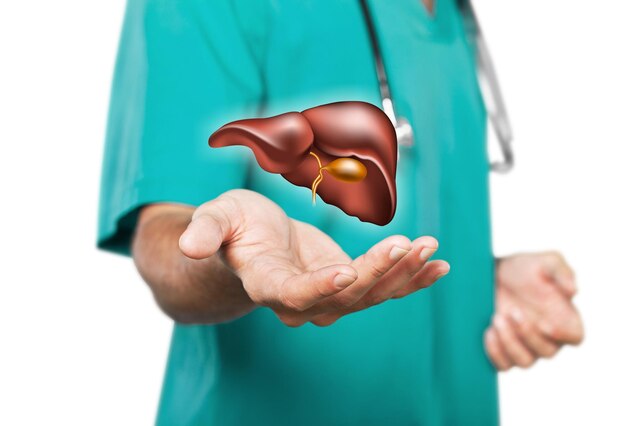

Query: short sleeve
[97,0,268,255]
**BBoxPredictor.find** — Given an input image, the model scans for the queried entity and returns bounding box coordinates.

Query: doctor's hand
[484,252,584,371]
[179,189,449,327]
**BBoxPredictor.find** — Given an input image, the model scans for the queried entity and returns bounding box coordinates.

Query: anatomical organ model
[208,101,398,226]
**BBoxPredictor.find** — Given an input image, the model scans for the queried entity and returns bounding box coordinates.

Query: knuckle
[488,343,501,358]
[363,291,387,307]
[542,322,557,339]
[517,356,536,369]
[542,346,559,358]
[369,262,387,279]
[214,194,243,228]
[496,361,511,371]
[329,292,358,309]
[362,249,389,279]
[519,323,532,336]
[402,267,419,281]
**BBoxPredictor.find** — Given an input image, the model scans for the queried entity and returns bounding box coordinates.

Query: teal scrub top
[98,0,498,424]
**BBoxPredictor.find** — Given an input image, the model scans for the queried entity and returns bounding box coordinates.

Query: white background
[0,1,624,425]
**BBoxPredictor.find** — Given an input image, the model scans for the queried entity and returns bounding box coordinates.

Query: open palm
[180,189,450,327]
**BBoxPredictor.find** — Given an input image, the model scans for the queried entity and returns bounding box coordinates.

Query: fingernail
[334,273,356,289]
[435,264,451,279]
[511,307,524,324]
[389,246,410,261]
[493,314,506,329]
[419,247,437,261]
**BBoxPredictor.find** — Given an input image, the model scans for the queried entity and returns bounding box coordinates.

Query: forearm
[131,203,256,324]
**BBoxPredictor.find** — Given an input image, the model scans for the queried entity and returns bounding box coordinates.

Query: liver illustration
[208,101,398,225]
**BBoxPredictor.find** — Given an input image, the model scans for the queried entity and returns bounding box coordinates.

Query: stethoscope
[359,0,515,173]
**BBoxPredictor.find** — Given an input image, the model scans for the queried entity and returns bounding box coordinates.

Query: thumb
[179,196,240,260]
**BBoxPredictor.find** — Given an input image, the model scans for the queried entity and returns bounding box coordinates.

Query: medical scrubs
[98,0,497,424]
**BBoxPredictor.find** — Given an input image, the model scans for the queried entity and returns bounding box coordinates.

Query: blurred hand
[485,252,584,370]
[179,189,450,327]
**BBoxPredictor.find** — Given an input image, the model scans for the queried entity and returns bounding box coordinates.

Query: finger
[357,236,440,306]
[179,196,241,260]
[311,259,450,326]
[392,260,450,298]
[508,308,560,358]
[493,314,536,368]
[539,305,584,345]
[310,235,412,313]
[311,260,450,327]
[542,252,577,297]
[484,327,512,371]
[310,312,341,327]
[276,264,358,313]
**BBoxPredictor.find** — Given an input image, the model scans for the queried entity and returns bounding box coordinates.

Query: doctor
[98,0,583,424]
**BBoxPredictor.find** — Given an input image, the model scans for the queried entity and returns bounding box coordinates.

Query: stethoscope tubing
[359,0,515,173]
